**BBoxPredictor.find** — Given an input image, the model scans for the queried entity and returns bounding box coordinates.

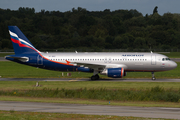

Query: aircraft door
[104,58,107,63]
[104,57,111,63]
[37,55,43,65]
[151,55,156,65]
[108,58,111,63]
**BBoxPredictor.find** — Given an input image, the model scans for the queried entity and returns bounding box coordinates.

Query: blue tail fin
[8,26,40,54]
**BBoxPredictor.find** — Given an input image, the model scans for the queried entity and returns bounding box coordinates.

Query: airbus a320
[5,26,177,80]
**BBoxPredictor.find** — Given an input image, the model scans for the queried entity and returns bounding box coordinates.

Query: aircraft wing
[73,62,106,70]
[72,62,127,71]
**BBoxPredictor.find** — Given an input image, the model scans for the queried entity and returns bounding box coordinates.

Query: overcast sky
[0,0,180,16]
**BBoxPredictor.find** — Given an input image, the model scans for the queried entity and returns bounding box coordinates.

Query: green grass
[160,52,180,58]
[1,81,180,91]
[0,81,180,107]
[0,61,180,78]
[1,86,180,102]
[0,80,180,108]
[0,110,166,120]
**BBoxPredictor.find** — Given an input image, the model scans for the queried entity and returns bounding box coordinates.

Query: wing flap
[72,62,106,70]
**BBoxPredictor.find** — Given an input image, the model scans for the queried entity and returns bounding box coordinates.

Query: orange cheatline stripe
[41,55,74,66]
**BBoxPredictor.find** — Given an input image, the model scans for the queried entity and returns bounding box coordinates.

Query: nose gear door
[151,55,156,65]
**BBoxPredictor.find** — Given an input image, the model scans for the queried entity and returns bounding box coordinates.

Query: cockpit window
[162,58,170,61]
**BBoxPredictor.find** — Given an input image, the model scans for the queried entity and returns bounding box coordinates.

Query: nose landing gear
[152,72,156,80]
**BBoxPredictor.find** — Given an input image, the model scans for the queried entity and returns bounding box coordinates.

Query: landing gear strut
[91,74,99,80]
[91,69,100,80]
[151,72,156,80]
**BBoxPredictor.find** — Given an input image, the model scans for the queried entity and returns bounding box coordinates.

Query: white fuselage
[42,52,177,72]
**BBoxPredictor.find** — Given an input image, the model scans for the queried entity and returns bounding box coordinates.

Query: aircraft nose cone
[171,62,177,69]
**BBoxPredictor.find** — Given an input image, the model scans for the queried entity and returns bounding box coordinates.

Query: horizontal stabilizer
[5,55,29,62]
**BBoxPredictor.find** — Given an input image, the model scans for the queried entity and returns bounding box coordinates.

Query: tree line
[0,7,180,51]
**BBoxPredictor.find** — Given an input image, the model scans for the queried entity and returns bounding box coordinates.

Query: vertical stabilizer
[8,26,40,54]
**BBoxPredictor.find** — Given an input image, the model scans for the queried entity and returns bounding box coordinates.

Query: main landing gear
[91,74,99,80]
[151,72,156,80]
[91,69,100,80]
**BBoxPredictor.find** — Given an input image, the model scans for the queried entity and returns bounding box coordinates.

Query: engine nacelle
[101,68,124,78]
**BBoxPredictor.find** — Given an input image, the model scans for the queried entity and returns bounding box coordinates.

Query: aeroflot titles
[122,54,144,57]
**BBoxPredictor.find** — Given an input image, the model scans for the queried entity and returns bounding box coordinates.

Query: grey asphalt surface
[0,101,180,119]
[171,58,180,62]
[0,57,6,61]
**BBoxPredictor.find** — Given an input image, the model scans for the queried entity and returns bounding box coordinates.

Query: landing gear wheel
[91,74,99,80]
[91,76,96,80]
[151,72,156,80]
[95,74,99,80]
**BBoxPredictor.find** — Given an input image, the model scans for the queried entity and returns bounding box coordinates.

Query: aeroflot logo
[122,54,144,57]
[9,30,40,53]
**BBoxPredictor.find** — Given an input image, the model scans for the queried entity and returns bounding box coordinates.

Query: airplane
[5,26,177,80]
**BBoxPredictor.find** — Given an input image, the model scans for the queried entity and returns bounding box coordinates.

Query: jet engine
[100,68,124,78]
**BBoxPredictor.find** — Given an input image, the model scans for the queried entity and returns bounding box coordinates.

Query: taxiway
[0,101,180,119]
